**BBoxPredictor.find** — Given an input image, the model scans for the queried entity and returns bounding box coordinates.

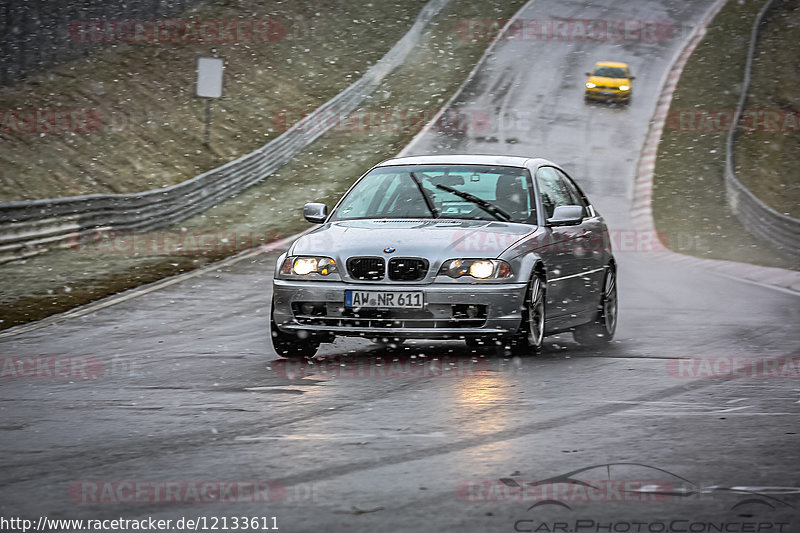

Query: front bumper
[272,279,528,338]
[585,88,631,101]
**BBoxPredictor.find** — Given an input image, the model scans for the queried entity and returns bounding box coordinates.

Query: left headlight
[585,82,596,88]
[280,256,338,277]
[439,259,512,279]
[619,85,630,91]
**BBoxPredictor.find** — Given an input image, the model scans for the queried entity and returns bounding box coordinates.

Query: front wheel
[573,267,617,346]
[270,303,320,359]
[507,274,546,356]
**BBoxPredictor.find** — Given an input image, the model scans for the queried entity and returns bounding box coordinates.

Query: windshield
[592,66,628,78]
[331,165,535,223]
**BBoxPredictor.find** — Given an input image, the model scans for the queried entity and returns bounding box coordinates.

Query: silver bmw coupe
[270,155,617,358]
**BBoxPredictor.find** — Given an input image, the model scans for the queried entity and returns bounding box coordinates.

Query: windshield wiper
[409,172,439,218]
[434,184,511,221]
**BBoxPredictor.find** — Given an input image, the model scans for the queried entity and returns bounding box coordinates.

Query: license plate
[345,290,423,309]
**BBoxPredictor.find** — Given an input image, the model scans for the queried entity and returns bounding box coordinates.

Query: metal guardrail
[725,0,800,254]
[0,0,449,263]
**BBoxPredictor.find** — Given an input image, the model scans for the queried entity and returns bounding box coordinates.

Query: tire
[507,274,546,356]
[269,302,321,359]
[573,267,617,346]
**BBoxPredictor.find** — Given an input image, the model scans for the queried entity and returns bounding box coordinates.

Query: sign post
[196,57,224,148]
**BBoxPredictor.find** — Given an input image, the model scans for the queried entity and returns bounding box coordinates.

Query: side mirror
[584,72,591,76]
[629,76,636,80]
[547,205,584,226]
[303,202,328,224]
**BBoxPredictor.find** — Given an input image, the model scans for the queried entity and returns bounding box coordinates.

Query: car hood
[289,219,536,259]
[588,76,629,87]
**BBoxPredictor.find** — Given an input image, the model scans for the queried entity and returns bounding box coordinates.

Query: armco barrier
[724,0,800,254]
[0,0,449,263]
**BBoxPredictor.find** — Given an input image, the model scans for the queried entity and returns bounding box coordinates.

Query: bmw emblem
[383,246,396,254]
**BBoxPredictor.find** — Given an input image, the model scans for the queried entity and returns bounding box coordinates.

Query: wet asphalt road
[1,0,799,531]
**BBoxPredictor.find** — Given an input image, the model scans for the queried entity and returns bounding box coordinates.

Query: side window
[553,169,587,210]
[536,167,575,219]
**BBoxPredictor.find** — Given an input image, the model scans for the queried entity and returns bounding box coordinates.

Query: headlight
[585,82,596,88]
[281,256,337,276]
[619,85,630,91]
[439,259,512,279]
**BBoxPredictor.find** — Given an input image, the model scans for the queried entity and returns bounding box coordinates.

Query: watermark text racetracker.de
[457,18,674,42]
[69,19,286,43]
[667,356,800,379]
[0,356,135,379]
[272,108,491,134]
[666,109,800,133]
[451,229,669,255]
[67,230,285,256]
[0,109,103,134]
[69,480,285,504]
[68,479,320,505]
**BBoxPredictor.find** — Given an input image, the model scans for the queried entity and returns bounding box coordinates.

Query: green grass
[734,0,800,218]
[0,0,427,200]
[651,0,799,268]
[0,0,527,330]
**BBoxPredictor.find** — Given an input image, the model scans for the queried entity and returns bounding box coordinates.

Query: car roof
[594,61,629,68]
[374,154,551,168]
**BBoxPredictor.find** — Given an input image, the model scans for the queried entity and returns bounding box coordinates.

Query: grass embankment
[0,0,526,330]
[652,0,799,268]
[0,0,427,200]
[735,0,800,218]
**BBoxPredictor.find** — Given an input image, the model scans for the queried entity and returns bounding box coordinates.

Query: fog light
[466,305,480,318]
[300,303,316,315]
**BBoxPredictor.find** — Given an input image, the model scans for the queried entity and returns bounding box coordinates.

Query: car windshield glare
[331,165,535,223]
[593,67,627,78]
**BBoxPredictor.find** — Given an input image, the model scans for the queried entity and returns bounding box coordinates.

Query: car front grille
[346,256,429,281]
[347,257,385,280]
[388,258,428,281]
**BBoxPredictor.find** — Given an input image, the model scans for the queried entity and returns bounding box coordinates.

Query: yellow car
[584,61,634,103]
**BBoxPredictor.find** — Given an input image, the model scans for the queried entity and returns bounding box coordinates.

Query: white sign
[196,57,224,98]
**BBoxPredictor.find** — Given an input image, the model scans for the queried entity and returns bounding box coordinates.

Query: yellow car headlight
[619,85,630,91]
[585,82,596,89]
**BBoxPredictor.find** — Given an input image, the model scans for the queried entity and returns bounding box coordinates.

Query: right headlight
[439,259,512,279]
[585,82,596,88]
[280,256,338,277]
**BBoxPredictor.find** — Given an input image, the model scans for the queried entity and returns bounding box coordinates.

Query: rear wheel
[573,267,617,346]
[270,302,321,359]
[507,274,546,356]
